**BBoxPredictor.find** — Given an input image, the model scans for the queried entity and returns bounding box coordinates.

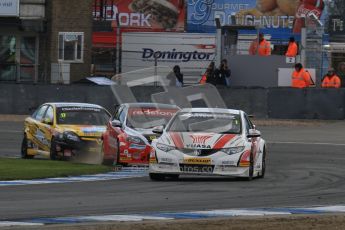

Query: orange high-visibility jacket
[199,74,207,84]
[285,42,298,57]
[291,68,311,88]
[322,75,341,88]
[249,39,271,56]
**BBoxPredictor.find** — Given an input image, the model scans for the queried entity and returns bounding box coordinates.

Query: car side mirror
[111,119,122,128]
[152,125,164,134]
[42,118,53,125]
[247,129,261,138]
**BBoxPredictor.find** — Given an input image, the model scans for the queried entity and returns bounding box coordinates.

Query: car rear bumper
[118,146,152,164]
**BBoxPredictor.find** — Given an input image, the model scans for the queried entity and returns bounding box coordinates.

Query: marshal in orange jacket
[286,41,298,57]
[322,74,341,88]
[249,39,271,56]
[291,68,312,88]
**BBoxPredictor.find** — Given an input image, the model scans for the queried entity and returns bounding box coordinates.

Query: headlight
[221,146,245,155]
[156,143,176,152]
[126,135,144,144]
[63,131,80,142]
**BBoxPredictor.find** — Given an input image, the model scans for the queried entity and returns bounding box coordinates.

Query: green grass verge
[0,158,112,181]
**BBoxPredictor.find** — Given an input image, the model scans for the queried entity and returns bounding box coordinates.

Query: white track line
[304,205,345,212]
[0,222,43,227]
[193,209,291,216]
[269,141,345,146]
[70,215,172,222]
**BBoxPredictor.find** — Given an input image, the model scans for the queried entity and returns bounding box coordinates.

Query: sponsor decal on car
[82,127,106,133]
[61,107,101,112]
[185,144,211,149]
[183,157,211,165]
[190,135,212,145]
[129,108,177,117]
[149,136,157,141]
[129,144,146,150]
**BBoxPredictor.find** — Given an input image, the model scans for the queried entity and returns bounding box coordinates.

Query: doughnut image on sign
[235,0,300,28]
[129,0,181,29]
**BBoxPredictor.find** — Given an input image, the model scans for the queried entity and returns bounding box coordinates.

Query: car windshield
[167,112,242,134]
[126,107,178,129]
[57,107,110,125]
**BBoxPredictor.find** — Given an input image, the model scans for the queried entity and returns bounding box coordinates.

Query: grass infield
[0,158,111,181]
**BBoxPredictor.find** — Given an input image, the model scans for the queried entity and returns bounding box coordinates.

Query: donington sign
[0,0,19,17]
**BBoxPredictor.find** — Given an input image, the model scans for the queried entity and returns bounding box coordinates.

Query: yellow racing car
[21,102,110,161]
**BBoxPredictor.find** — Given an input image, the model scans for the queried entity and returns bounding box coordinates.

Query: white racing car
[149,108,266,180]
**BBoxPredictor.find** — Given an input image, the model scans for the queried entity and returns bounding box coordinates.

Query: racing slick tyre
[50,138,58,160]
[247,150,254,181]
[101,143,113,165]
[21,135,33,159]
[258,148,266,179]
[114,138,128,167]
[112,139,120,166]
[149,173,166,181]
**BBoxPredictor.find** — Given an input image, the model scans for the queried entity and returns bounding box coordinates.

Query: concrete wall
[1,84,345,120]
[226,55,294,87]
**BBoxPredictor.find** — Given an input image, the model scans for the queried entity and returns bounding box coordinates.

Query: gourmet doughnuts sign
[187,0,326,34]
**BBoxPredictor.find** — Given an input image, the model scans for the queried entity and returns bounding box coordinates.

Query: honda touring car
[102,103,180,165]
[22,103,110,161]
[149,108,267,180]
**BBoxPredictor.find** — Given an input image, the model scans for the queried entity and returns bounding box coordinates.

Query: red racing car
[102,103,180,165]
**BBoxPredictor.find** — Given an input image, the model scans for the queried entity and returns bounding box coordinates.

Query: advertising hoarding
[121,32,215,81]
[187,0,327,37]
[93,0,186,31]
[328,16,345,37]
[0,0,19,17]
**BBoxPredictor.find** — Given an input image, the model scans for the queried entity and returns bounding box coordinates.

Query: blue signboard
[186,0,316,41]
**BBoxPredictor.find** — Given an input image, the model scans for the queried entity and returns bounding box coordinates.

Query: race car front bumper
[54,136,101,157]
[149,162,250,177]
[149,150,250,177]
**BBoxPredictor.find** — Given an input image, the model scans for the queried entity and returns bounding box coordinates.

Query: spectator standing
[205,61,218,86]
[200,61,214,85]
[337,62,345,87]
[285,37,298,57]
[291,63,312,88]
[216,59,231,86]
[321,68,341,88]
[249,33,271,56]
[173,65,183,87]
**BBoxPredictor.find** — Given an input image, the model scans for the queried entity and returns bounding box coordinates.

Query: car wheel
[247,150,254,181]
[101,143,113,165]
[50,138,58,160]
[112,139,120,166]
[149,173,166,181]
[258,148,266,179]
[21,135,33,159]
[114,139,128,167]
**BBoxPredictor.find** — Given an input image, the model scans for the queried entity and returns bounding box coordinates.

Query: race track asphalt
[0,121,345,220]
